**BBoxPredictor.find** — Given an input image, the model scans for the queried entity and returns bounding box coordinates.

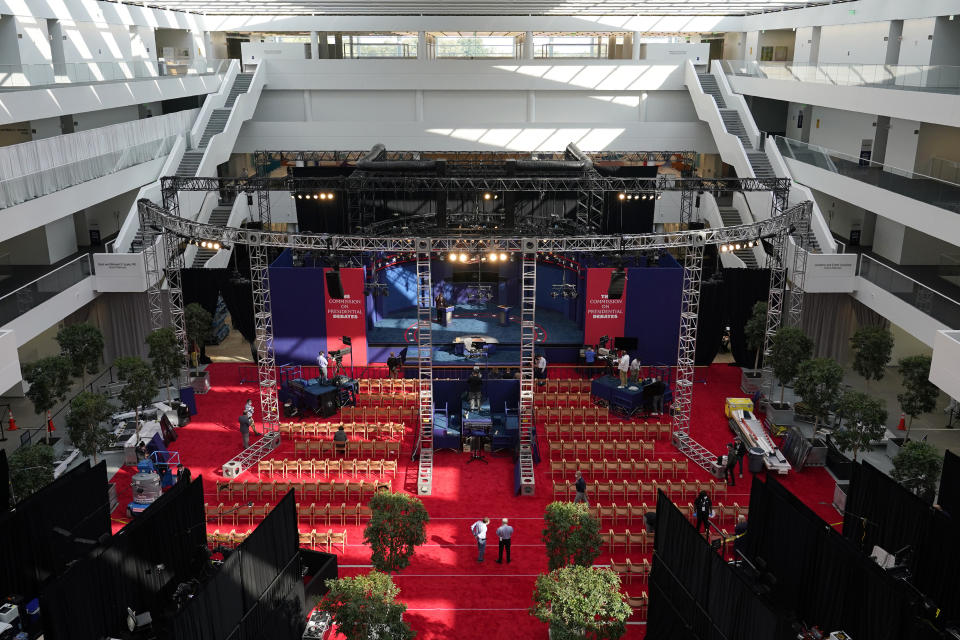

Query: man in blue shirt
[584,345,596,379]
[495,518,514,564]
[471,517,489,562]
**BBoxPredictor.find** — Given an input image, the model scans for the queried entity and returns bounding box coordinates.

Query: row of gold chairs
[338,406,417,423]
[207,529,249,548]
[257,458,397,479]
[549,458,689,481]
[626,592,648,617]
[216,479,386,503]
[608,558,651,584]
[356,393,418,409]
[548,440,656,461]
[588,501,746,528]
[291,440,401,459]
[358,379,421,394]
[553,478,729,503]
[534,392,599,408]
[535,379,593,394]
[541,419,671,440]
[299,529,347,553]
[296,502,371,526]
[205,502,273,526]
[279,422,402,439]
[604,529,654,555]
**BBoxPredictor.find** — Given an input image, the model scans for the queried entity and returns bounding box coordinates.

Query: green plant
[769,327,814,407]
[184,303,213,376]
[363,490,429,573]
[530,565,632,640]
[23,355,73,443]
[316,571,415,640]
[65,391,114,463]
[56,323,104,387]
[743,301,768,371]
[891,440,942,500]
[897,355,939,438]
[849,326,893,386]
[793,357,844,430]
[9,444,54,503]
[115,357,159,432]
[542,501,604,572]
[833,390,887,462]
[146,327,185,402]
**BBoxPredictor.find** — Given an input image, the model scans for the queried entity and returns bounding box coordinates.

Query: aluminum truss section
[671,239,715,471]
[518,239,538,495]
[222,431,281,476]
[786,201,812,329]
[249,241,280,433]
[415,240,435,496]
[139,202,165,332]
[164,227,191,390]
[254,150,273,228]
[679,186,695,229]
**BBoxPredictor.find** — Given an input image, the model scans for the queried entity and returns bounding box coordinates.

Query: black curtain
[912,509,960,620]
[939,449,960,518]
[842,461,932,555]
[694,277,726,366]
[721,268,770,367]
[0,450,9,512]
[181,268,257,344]
[168,545,244,640]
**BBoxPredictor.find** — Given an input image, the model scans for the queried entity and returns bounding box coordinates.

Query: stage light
[290,194,295,199]
[483,193,492,200]
[313,194,319,199]
[734,243,742,251]
[319,193,327,200]
[618,193,625,200]
[449,252,457,261]
[327,193,335,200]
[489,252,498,262]
[297,194,303,199]
[459,253,468,262]
[499,252,507,261]
[656,193,662,200]
[212,242,221,251]
[720,244,729,253]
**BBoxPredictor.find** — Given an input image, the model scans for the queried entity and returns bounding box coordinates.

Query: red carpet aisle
[108,363,840,640]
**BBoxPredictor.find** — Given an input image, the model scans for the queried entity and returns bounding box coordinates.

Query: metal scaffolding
[249,240,280,433]
[250,149,696,167]
[786,201,812,329]
[415,240,435,495]
[254,150,273,229]
[518,239,537,495]
[139,205,165,332]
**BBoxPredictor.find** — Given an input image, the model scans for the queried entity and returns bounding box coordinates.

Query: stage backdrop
[325,267,368,367]
[584,267,627,346]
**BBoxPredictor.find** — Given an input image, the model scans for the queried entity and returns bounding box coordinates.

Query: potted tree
[793,357,844,430]
[891,440,943,503]
[56,323,104,388]
[897,355,939,441]
[184,303,213,394]
[766,327,813,427]
[530,565,632,640]
[849,326,893,388]
[741,302,767,393]
[8,443,54,504]
[363,490,429,573]
[23,355,73,453]
[65,391,115,464]
[832,390,887,462]
[316,571,415,640]
[542,501,604,571]
[115,356,159,438]
[146,327,185,403]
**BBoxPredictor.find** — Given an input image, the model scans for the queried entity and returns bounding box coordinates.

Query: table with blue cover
[284,377,337,412]
[590,375,672,415]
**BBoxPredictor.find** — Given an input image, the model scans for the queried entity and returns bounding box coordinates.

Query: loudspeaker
[607,269,626,300]
[318,390,339,417]
[325,271,344,299]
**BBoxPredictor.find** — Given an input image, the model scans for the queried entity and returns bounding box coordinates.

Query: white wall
[793,26,816,63]
[883,117,921,175]
[14,16,52,65]
[854,277,949,349]
[4,276,97,347]
[898,18,937,65]
[745,31,759,60]
[930,330,960,401]
[807,105,876,157]
[757,29,795,61]
[60,19,133,63]
[28,117,62,139]
[813,189,869,241]
[72,105,140,131]
[0,330,22,397]
[915,122,960,174]
[722,31,745,60]
[75,190,138,246]
[0,15,21,66]
[44,216,79,263]
[819,21,892,64]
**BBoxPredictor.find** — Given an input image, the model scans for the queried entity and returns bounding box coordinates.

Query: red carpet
[109,362,840,640]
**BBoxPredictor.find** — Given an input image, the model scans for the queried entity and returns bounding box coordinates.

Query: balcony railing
[535,43,608,59]
[775,136,960,214]
[0,58,229,88]
[342,42,418,59]
[858,255,960,328]
[430,42,520,59]
[722,60,960,94]
[0,254,92,327]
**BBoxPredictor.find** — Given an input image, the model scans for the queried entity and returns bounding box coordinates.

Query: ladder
[416,241,435,495]
[518,240,537,495]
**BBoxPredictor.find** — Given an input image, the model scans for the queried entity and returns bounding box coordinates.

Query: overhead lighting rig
[292,192,336,200]
[618,192,662,201]
[364,281,390,297]
[189,239,226,251]
[551,283,579,299]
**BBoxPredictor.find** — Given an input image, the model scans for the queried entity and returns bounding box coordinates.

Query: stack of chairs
[548,440,656,461]
[551,478,728,504]
[206,529,250,549]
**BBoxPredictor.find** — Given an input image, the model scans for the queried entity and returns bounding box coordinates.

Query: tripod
[467,433,488,464]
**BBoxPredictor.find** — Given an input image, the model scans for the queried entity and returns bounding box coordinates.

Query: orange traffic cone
[897,413,906,431]
[7,410,16,431]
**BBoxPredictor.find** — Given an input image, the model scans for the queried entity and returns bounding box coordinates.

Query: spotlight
[449,252,457,261]
[327,193,335,200]
[297,194,303,199]
[459,253,468,263]
[626,195,632,200]
[290,194,295,199]
[618,193,626,200]
[734,243,742,250]
[656,193,662,200]
[489,252,498,262]
[499,252,507,261]
[720,245,729,253]
[641,194,647,200]
[212,242,221,251]
[483,193,492,200]
[319,193,327,200]
[313,194,319,199]
[200,241,208,249]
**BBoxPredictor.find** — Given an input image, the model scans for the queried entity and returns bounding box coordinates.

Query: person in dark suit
[239,413,252,449]
[733,514,748,558]
[734,439,748,478]
[648,376,666,415]
[694,490,712,533]
[724,446,738,486]
[435,292,446,323]
[333,425,348,456]
[387,352,401,379]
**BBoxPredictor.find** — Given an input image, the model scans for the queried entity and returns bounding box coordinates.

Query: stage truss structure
[519,239,537,494]
[249,242,280,433]
[146,175,803,475]
[415,240,435,495]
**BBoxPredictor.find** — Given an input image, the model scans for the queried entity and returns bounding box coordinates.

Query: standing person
[573,470,589,505]
[243,398,260,435]
[387,352,400,379]
[617,351,630,388]
[629,356,641,385]
[648,376,666,415]
[435,292,446,323]
[495,518,514,564]
[724,443,738,487]
[238,413,252,449]
[536,353,548,387]
[584,345,596,379]
[733,514,748,559]
[468,366,483,411]
[694,490,712,534]
[317,351,328,384]
[734,439,748,478]
[470,517,489,562]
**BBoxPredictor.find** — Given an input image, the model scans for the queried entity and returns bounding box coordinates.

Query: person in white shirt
[536,354,547,386]
[629,357,640,385]
[471,517,490,562]
[317,351,328,383]
[618,351,630,388]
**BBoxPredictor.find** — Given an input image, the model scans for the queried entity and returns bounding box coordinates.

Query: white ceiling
[132,0,842,17]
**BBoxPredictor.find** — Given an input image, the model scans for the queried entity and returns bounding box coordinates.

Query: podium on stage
[442,305,455,326]
[497,305,512,327]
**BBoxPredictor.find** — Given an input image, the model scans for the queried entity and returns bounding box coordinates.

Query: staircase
[175,73,253,177]
[190,200,234,267]
[718,206,759,267]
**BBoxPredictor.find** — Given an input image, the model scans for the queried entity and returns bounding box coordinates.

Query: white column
[318,32,329,58]
[304,90,313,121]
[418,31,427,59]
[632,32,642,60]
[526,90,535,122]
[523,31,534,59]
[310,31,319,59]
[415,89,424,121]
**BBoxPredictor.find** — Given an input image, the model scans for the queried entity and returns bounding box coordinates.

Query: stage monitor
[614,336,638,351]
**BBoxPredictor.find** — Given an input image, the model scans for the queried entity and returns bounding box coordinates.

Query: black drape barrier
[911,509,960,622]
[167,490,304,640]
[181,268,223,316]
[843,461,932,555]
[722,268,770,368]
[694,277,726,366]
[0,450,9,512]
[40,475,207,640]
[0,460,109,597]
[939,449,960,518]
[181,268,257,344]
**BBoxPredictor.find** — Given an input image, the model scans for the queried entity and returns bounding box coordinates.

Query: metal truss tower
[679,185,696,229]
[518,239,537,494]
[786,201,812,329]
[415,240,435,495]
[249,241,280,432]
[139,203,165,332]
[254,150,273,228]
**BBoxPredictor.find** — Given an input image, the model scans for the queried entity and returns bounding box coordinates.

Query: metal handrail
[858,254,960,308]
[722,59,960,92]
[0,253,92,305]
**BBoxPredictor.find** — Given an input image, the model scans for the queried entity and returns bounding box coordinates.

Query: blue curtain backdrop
[270,250,328,365]
[623,254,683,366]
